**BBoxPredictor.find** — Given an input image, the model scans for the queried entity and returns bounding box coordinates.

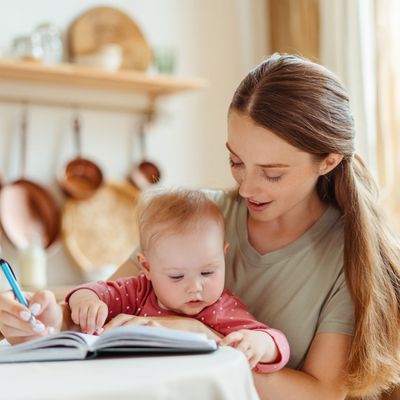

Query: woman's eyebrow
[225,142,290,168]
[225,142,238,156]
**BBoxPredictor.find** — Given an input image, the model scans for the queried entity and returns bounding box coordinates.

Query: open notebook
[0,325,217,363]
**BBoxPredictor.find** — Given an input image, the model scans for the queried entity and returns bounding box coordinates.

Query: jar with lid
[33,22,63,64]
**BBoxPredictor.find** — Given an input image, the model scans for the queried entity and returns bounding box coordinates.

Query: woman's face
[227,111,324,223]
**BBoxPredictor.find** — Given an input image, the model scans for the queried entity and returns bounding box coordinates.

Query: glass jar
[33,22,63,64]
[11,35,43,61]
[153,45,177,74]
[18,242,47,290]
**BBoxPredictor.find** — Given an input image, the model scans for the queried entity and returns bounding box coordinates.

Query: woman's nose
[238,173,258,198]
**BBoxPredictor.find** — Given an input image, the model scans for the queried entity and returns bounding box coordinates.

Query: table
[0,346,260,400]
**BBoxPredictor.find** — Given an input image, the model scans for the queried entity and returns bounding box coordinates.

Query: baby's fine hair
[137,189,224,252]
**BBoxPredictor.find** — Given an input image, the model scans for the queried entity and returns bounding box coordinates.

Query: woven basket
[68,6,153,71]
[62,181,140,277]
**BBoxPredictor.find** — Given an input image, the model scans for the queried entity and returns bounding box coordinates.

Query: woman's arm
[103,313,222,341]
[253,333,352,400]
[109,258,140,280]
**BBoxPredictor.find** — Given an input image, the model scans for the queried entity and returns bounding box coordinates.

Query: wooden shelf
[0,58,208,97]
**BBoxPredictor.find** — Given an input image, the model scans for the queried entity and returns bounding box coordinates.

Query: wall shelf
[0,58,208,116]
[0,59,207,95]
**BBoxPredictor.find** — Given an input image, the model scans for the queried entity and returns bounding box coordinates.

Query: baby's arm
[219,329,278,368]
[65,275,149,334]
[68,289,108,335]
[207,290,290,372]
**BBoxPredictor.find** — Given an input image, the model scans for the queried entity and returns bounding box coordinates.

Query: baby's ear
[223,242,230,255]
[136,252,151,280]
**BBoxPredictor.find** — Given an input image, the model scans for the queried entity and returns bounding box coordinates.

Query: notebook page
[94,326,216,350]
[0,331,96,354]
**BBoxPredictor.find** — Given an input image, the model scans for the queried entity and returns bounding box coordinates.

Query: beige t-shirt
[210,189,354,369]
[130,190,354,369]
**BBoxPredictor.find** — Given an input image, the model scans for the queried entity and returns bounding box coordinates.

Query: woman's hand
[103,314,222,341]
[103,314,162,330]
[0,290,63,345]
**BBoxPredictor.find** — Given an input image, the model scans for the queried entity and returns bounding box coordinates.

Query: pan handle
[138,118,147,159]
[20,107,28,178]
[73,114,82,157]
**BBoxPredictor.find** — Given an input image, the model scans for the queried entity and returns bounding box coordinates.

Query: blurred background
[0,0,398,292]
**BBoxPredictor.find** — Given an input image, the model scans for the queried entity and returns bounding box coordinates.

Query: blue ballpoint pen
[0,258,38,325]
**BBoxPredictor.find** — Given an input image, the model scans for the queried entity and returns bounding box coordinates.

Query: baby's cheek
[210,279,225,300]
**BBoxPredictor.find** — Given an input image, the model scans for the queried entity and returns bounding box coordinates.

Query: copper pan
[128,119,161,190]
[58,114,103,199]
[0,109,61,250]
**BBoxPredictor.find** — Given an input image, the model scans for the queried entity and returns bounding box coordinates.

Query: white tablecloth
[0,346,260,400]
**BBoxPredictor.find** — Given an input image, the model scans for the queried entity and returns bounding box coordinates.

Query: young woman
[1,54,399,399]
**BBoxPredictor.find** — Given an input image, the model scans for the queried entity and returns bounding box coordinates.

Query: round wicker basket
[68,6,153,71]
[62,181,140,276]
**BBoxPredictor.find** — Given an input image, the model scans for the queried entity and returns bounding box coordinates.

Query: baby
[66,189,289,372]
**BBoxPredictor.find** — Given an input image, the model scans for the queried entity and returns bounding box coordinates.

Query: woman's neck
[247,195,327,255]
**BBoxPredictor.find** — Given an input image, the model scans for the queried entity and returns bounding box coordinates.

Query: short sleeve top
[206,189,354,369]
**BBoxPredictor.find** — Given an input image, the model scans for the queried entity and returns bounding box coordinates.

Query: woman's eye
[229,157,243,168]
[262,171,282,182]
[201,271,214,277]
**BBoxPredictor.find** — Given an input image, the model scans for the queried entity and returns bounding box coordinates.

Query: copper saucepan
[128,119,161,190]
[58,114,103,199]
[0,110,61,249]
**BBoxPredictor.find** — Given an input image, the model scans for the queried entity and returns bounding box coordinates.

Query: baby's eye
[169,275,183,281]
[201,271,214,277]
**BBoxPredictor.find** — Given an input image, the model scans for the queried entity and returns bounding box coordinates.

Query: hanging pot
[128,119,161,190]
[0,109,61,249]
[58,114,103,199]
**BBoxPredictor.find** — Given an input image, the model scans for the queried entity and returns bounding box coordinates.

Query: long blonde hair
[230,53,400,398]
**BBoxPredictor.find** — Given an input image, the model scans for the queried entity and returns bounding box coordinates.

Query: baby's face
[145,221,226,316]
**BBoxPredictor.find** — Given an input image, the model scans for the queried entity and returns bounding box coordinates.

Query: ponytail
[332,154,400,397]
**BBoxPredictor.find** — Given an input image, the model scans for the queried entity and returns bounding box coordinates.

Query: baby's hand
[219,329,277,369]
[68,289,108,335]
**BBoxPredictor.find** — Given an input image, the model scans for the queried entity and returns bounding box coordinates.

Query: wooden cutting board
[62,181,140,275]
[68,6,153,71]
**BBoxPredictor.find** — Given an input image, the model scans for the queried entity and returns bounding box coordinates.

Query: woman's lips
[247,199,273,211]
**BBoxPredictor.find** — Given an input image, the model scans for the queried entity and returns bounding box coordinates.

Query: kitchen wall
[0,0,268,287]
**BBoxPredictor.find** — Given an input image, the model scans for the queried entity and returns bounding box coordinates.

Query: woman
[0,54,399,399]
